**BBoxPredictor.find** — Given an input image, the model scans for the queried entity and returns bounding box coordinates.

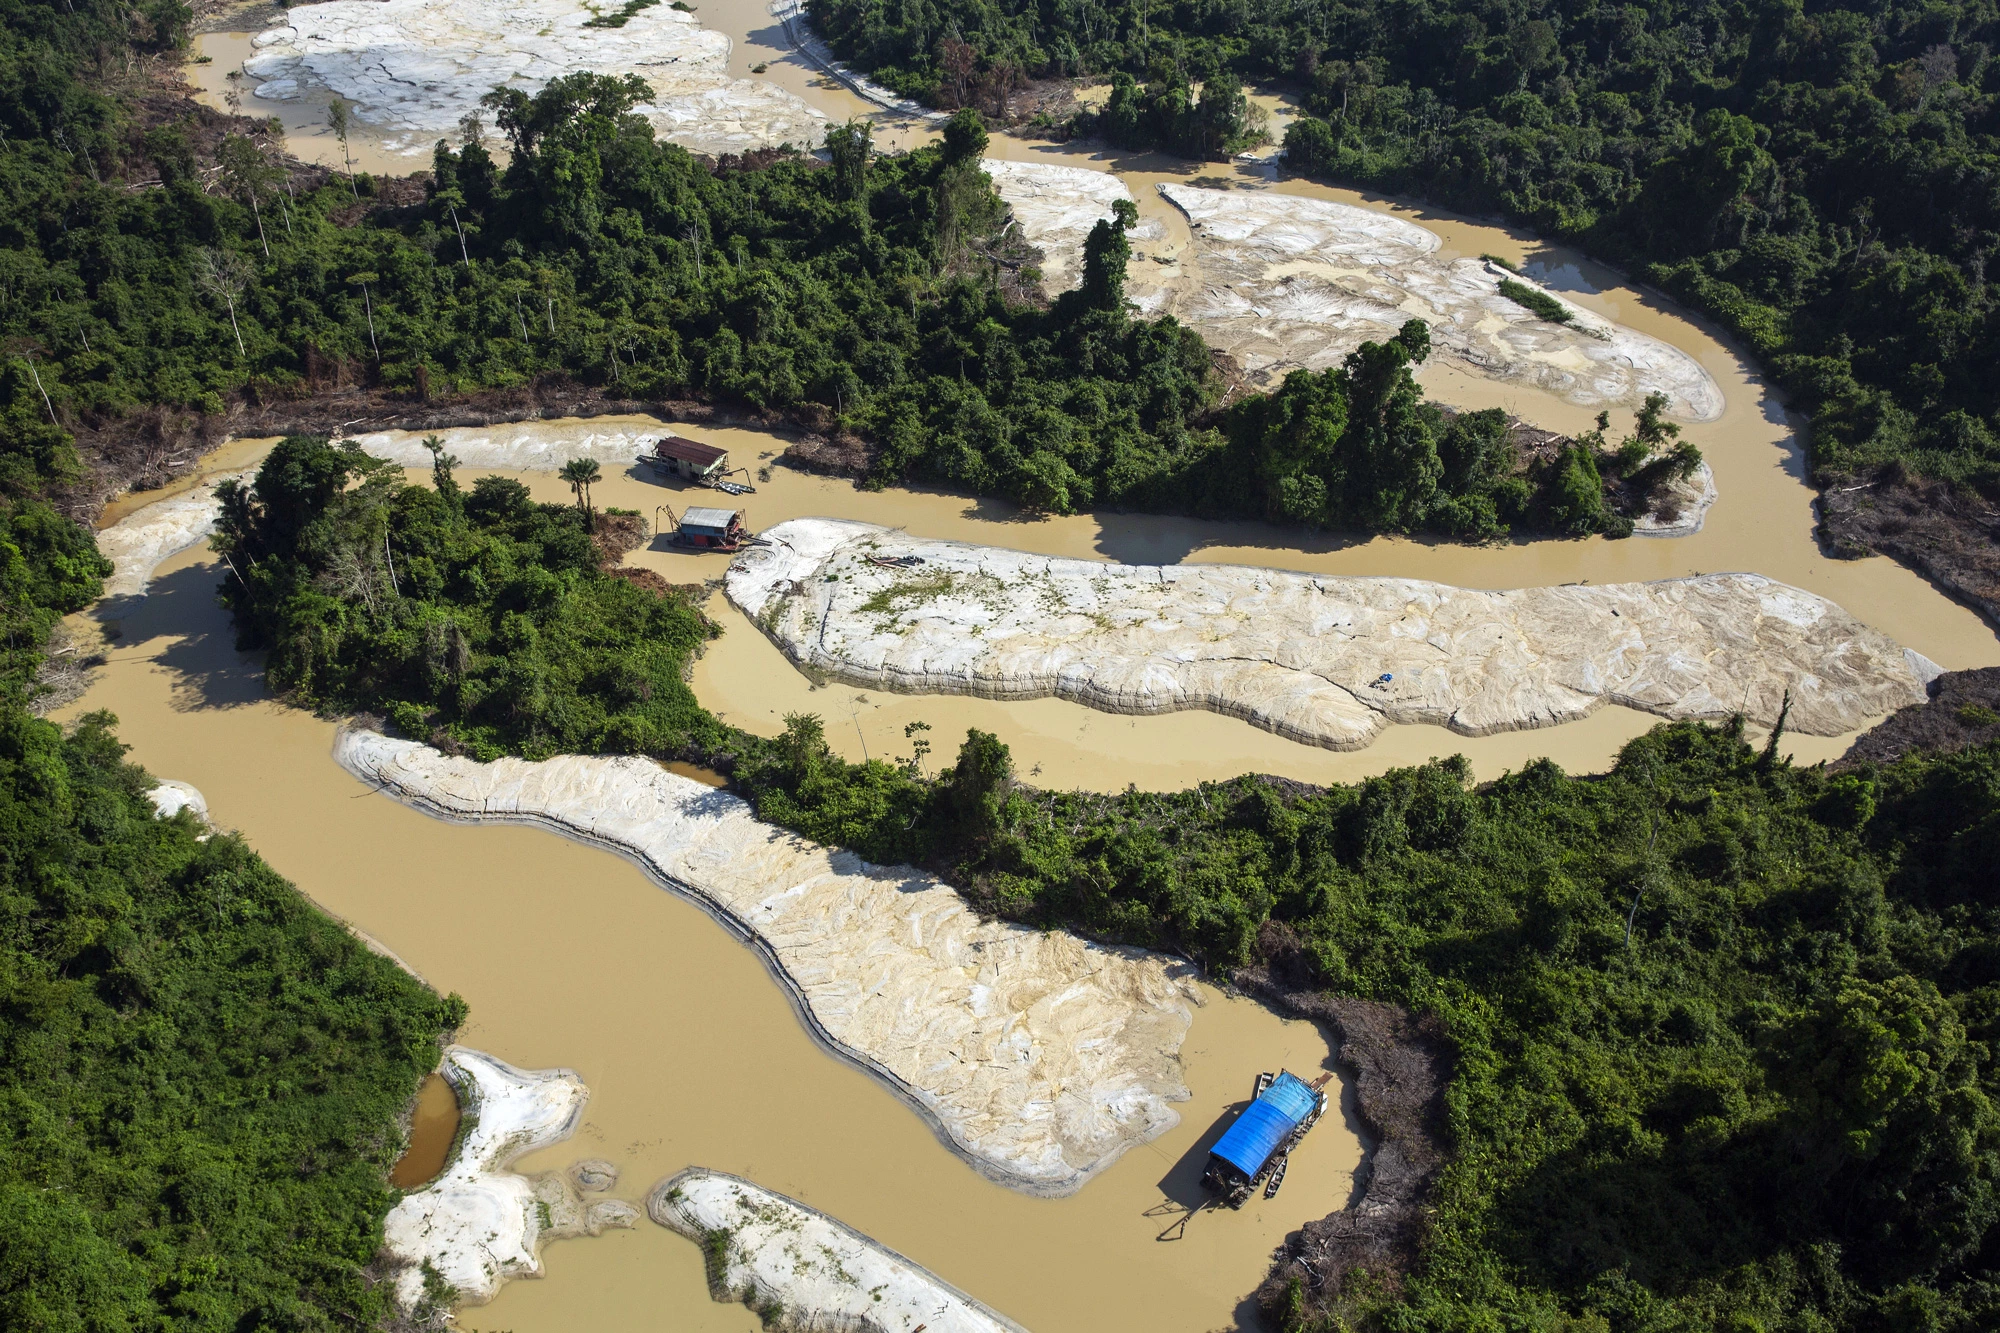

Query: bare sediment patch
[334,729,1199,1198]
[1838,666,2000,768]
[729,518,1937,750]
[981,162,1723,420]
[96,470,254,598]
[243,0,825,159]
[380,1047,637,1312]
[348,421,662,474]
[146,780,211,824]
[649,1168,1026,1333]
[982,159,1165,294]
[1158,186,1725,420]
[1234,924,1452,1316]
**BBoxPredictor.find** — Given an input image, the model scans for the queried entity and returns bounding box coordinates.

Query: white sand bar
[650,1168,1026,1333]
[335,731,1199,1197]
[728,519,1937,748]
[245,0,824,159]
[349,421,661,474]
[983,159,1164,293]
[980,162,1723,419]
[96,471,253,597]
[380,1047,592,1310]
[1160,186,1726,420]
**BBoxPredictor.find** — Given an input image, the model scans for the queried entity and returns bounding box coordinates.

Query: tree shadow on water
[94,560,270,713]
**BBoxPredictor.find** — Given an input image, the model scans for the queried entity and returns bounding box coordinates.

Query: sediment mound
[244,0,824,159]
[728,519,1936,749]
[649,1168,1026,1333]
[1159,186,1726,421]
[981,159,1165,293]
[978,162,1724,420]
[335,730,1199,1197]
[349,421,660,473]
[380,1047,635,1310]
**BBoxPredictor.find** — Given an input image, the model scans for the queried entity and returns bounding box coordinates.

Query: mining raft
[640,434,756,495]
[1201,1069,1333,1206]
[658,503,754,553]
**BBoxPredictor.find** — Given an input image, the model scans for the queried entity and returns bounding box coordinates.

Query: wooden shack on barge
[645,435,730,483]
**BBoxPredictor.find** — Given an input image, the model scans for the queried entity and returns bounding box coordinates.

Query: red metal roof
[654,435,727,467]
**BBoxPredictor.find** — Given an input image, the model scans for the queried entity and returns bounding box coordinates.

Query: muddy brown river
[137,6,2000,1328]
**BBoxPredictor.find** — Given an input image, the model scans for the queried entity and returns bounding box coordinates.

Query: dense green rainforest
[1,1,1692,541]
[0,281,459,1333]
[809,0,2000,498]
[4,3,2000,1332]
[220,431,2000,1333]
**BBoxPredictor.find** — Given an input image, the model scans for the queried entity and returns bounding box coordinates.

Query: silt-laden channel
[61,536,1361,1333]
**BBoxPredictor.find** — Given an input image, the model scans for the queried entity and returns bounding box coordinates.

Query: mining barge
[1201,1069,1332,1207]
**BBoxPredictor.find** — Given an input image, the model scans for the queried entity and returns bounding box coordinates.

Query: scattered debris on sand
[335,730,1199,1197]
[1818,468,2000,633]
[729,519,1936,750]
[649,1168,1026,1333]
[379,1047,635,1312]
[1234,922,1453,1321]
[243,0,824,159]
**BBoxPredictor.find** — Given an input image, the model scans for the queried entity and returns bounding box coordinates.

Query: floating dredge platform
[1201,1069,1332,1207]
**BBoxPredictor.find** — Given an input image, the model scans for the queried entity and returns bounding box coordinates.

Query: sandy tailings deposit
[730,519,1937,750]
[983,158,1167,297]
[96,470,253,598]
[335,729,1199,1197]
[242,0,824,159]
[381,1047,637,1310]
[984,160,1723,422]
[651,1169,1025,1333]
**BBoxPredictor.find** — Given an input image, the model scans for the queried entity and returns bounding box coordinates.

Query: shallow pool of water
[389,1072,461,1189]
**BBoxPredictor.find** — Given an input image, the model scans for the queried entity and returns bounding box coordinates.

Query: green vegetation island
[2,4,1999,1333]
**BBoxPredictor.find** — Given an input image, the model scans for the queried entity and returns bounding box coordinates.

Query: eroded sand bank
[982,159,1723,422]
[335,730,1199,1197]
[729,518,1935,749]
[650,1168,1026,1333]
[97,471,253,598]
[242,0,825,159]
[382,1047,637,1310]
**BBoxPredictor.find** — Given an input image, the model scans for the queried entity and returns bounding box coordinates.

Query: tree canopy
[809,0,2000,498]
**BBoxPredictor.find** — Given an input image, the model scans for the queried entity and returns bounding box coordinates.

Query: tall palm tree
[559,457,601,529]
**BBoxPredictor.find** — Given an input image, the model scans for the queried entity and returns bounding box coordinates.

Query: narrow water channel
[148,9,2000,1327]
[60,540,1361,1333]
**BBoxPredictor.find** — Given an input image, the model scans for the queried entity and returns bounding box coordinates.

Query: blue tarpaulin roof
[1210,1072,1319,1179]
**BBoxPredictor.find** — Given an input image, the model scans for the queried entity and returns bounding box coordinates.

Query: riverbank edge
[1231,925,1455,1317]
[648,1167,1030,1333]
[332,724,1184,1201]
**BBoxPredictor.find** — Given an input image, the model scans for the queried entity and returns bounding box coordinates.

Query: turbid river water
[389,1073,462,1190]
[133,4,2000,1328]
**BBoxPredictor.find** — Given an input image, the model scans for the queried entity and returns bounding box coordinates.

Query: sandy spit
[650,1167,1027,1333]
[335,730,1199,1198]
[380,1047,637,1311]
